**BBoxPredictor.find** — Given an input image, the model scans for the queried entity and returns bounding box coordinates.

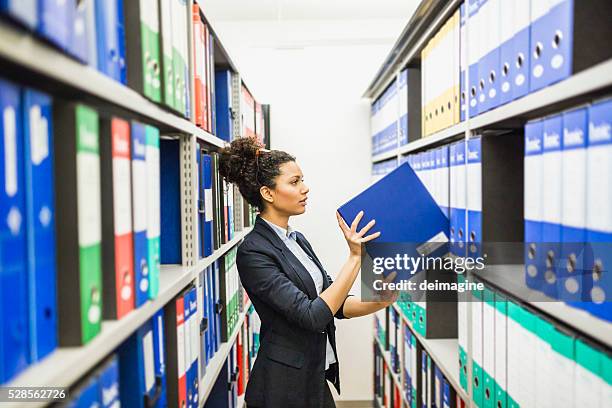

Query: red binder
[111,119,134,318]
[100,117,135,320]
[192,5,205,127]
[165,295,187,408]
[237,327,245,395]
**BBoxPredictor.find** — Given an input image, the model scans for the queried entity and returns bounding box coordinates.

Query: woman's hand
[336,210,380,257]
[378,271,399,305]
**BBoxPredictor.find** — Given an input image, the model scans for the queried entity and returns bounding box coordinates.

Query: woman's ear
[260,185,274,204]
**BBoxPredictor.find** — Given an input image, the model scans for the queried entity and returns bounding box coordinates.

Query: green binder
[146,125,160,298]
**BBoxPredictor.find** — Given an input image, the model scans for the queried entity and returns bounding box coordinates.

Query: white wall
[211,18,407,401]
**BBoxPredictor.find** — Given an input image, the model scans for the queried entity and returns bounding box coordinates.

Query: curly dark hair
[218,137,295,211]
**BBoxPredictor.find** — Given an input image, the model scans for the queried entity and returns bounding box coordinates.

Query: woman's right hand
[336,210,380,257]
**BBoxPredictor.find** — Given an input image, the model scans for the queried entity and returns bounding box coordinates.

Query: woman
[219,137,397,408]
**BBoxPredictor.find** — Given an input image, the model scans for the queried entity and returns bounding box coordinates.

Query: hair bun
[218,136,262,184]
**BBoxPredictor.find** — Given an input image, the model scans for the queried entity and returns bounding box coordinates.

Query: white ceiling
[200,0,421,21]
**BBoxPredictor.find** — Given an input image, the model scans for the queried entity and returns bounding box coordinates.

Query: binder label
[3,106,17,197]
[143,330,155,392]
[113,159,132,236]
[28,105,49,166]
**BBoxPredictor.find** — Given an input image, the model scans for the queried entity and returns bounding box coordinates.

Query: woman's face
[266,161,309,216]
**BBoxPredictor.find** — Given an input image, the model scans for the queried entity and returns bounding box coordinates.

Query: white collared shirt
[262,218,337,370]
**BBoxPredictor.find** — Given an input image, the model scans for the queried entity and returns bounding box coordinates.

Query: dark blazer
[236,215,351,408]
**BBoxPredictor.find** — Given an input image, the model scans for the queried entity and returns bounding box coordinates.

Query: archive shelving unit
[366,0,612,407]
[0,1,260,407]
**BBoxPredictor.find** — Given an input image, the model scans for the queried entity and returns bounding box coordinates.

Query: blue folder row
[371,78,400,156]
[66,355,120,408]
[0,79,57,384]
[524,98,612,322]
[0,1,127,83]
[199,261,221,376]
[468,0,612,117]
[372,158,398,178]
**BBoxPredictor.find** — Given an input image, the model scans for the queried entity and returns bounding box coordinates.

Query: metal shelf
[364,0,462,100]
[0,21,225,148]
[392,304,469,403]
[371,122,466,164]
[372,150,399,163]
[199,301,251,407]
[197,228,252,272]
[473,265,612,349]
[398,121,467,156]
[374,336,409,407]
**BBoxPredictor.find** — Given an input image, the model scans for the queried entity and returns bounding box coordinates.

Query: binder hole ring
[516,53,524,68]
[502,63,510,77]
[527,265,538,278]
[479,79,485,91]
[489,71,496,84]
[534,42,543,59]
[593,260,603,281]
[591,286,605,304]
[546,250,555,268]
[528,243,536,259]
[461,92,466,102]
[448,102,452,110]
[567,254,576,273]
[485,389,491,400]
[471,87,477,97]
[552,31,562,49]
[497,401,502,408]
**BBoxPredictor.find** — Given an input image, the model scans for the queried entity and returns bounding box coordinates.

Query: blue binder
[455,141,467,256]
[152,309,168,408]
[337,161,449,280]
[215,70,233,142]
[524,119,544,292]
[0,79,29,383]
[116,0,127,85]
[199,269,209,368]
[541,114,563,299]
[559,107,588,303]
[68,0,92,63]
[459,3,467,122]
[196,150,203,259]
[467,137,482,257]
[160,138,182,264]
[467,0,480,119]
[94,0,124,82]
[22,89,57,363]
[403,326,411,404]
[37,0,70,50]
[67,376,101,407]
[206,265,214,362]
[511,0,531,100]
[189,288,199,407]
[434,364,444,408]
[98,356,120,408]
[529,0,572,92]
[498,0,514,106]
[584,100,612,321]
[477,0,500,114]
[0,0,37,28]
[132,122,149,307]
[203,154,213,257]
[119,320,157,407]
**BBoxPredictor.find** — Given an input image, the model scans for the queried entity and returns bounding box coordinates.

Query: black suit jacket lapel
[253,216,319,299]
